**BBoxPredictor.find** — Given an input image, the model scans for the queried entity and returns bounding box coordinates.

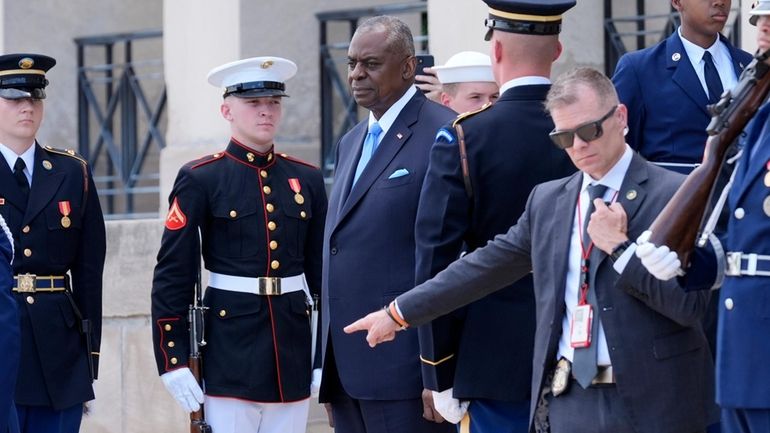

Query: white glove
[311,368,322,398]
[160,368,204,413]
[636,231,682,281]
[431,388,469,424]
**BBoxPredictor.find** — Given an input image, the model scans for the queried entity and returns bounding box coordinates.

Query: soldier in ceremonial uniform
[0,53,106,433]
[414,1,576,431]
[151,56,326,433]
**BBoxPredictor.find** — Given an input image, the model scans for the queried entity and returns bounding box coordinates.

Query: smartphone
[415,54,435,93]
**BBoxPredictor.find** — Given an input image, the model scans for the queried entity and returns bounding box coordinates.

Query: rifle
[188,230,211,433]
[648,50,770,267]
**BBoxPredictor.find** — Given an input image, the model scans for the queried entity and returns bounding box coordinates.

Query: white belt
[725,252,770,277]
[208,272,311,303]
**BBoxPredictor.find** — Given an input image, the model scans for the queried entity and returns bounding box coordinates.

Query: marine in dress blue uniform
[0,53,105,433]
[151,56,326,433]
[0,216,20,433]
[415,2,576,432]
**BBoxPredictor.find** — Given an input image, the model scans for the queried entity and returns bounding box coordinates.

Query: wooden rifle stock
[189,354,211,433]
[649,50,770,266]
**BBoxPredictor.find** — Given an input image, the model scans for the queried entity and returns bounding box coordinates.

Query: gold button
[247,152,255,162]
[22,226,30,234]
[167,341,175,348]
[266,203,275,213]
[271,260,280,270]
[300,211,307,219]
[229,210,237,218]
[213,153,221,158]
[260,170,268,178]
[267,153,273,161]
[23,248,31,257]
[270,240,278,250]
[268,221,277,231]
[170,357,178,365]
[164,324,172,331]
[219,310,226,317]
[26,296,34,304]
[263,186,272,195]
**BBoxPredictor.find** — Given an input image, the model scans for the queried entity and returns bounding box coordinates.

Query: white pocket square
[388,168,410,179]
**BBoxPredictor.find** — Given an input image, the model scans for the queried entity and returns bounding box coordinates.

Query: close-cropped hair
[545,67,619,112]
[355,15,415,57]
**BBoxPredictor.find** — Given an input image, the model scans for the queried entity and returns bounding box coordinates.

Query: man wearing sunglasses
[344,67,718,433]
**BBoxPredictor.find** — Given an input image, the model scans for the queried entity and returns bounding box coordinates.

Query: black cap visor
[0,87,46,100]
[224,80,289,98]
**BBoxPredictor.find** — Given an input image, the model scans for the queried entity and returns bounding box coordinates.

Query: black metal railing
[604,4,742,76]
[75,30,166,219]
[316,1,428,179]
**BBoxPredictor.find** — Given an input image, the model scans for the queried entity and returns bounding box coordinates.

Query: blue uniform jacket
[613,32,751,164]
[151,140,327,403]
[320,91,455,401]
[0,143,105,411]
[414,85,576,402]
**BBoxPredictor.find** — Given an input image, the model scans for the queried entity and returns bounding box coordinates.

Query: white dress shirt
[678,27,738,100]
[557,146,634,367]
[0,142,35,185]
[367,85,418,145]
[498,76,551,96]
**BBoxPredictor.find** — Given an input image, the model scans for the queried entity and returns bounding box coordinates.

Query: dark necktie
[13,157,30,206]
[572,183,608,388]
[703,51,724,104]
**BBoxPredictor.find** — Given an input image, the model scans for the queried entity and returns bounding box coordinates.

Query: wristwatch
[610,240,632,262]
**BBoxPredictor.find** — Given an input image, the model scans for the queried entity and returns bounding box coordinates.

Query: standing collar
[499,76,551,96]
[368,85,417,137]
[225,138,276,168]
[0,141,35,177]
[580,145,633,193]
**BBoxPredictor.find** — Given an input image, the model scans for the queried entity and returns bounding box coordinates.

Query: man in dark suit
[635,6,770,432]
[0,53,105,433]
[415,1,576,430]
[613,0,752,173]
[0,216,20,433]
[319,15,455,433]
[346,68,717,433]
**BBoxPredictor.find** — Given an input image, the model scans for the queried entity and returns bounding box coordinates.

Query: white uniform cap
[207,56,297,98]
[751,0,770,25]
[432,51,495,84]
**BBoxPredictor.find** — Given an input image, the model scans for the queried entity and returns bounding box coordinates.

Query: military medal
[58,201,72,228]
[288,178,304,204]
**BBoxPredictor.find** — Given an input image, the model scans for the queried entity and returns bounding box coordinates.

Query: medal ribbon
[58,201,71,217]
[288,178,301,194]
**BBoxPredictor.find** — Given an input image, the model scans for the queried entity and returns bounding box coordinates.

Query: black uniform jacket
[0,143,105,410]
[415,85,576,402]
[151,139,327,403]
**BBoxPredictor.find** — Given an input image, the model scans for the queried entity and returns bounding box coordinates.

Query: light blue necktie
[352,122,383,185]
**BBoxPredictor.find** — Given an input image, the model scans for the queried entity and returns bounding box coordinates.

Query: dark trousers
[546,384,636,433]
[463,398,529,433]
[330,391,454,433]
[722,408,770,433]
[16,404,82,433]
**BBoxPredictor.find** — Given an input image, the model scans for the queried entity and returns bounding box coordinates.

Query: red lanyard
[575,187,618,305]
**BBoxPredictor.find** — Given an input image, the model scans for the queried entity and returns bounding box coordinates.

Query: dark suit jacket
[320,91,455,401]
[415,84,575,402]
[0,218,19,432]
[0,144,105,410]
[613,32,751,165]
[397,154,718,433]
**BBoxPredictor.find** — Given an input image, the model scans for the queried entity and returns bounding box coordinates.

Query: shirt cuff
[613,242,638,273]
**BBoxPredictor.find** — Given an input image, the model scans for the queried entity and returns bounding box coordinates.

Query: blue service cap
[0,53,55,100]
[207,56,297,98]
[482,0,577,40]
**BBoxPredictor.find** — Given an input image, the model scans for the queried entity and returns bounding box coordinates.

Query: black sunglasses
[549,105,618,150]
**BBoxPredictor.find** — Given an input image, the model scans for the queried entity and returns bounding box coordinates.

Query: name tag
[570,304,593,348]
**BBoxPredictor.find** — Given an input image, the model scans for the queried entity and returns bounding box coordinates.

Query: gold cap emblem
[261,60,274,69]
[19,57,34,69]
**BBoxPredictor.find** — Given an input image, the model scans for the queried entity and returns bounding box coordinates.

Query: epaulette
[278,153,319,169]
[43,145,88,166]
[451,101,493,127]
[190,152,225,170]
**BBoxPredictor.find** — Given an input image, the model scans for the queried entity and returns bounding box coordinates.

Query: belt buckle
[726,252,741,276]
[258,277,282,296]
[17,273,37,293]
